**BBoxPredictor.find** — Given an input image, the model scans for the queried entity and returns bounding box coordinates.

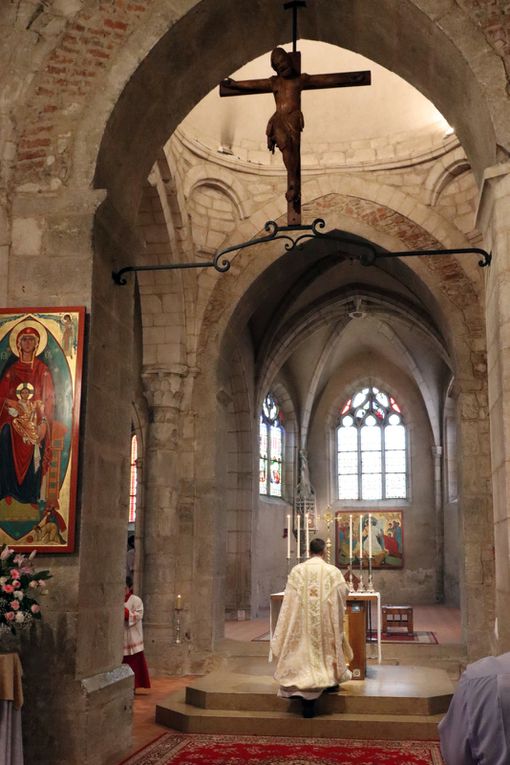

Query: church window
[129,433,138,523]
[259,393,284,497]
[336,386,407,501]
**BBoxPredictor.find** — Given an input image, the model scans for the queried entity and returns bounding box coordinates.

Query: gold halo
[9,319,48,358]
[16,382,34,399]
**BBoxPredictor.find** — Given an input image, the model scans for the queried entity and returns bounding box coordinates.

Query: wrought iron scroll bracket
[111,218,491,284]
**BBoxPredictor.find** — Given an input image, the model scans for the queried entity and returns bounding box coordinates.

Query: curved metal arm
[112,218,491,284]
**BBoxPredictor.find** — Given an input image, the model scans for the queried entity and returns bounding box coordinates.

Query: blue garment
[438,653,510,765]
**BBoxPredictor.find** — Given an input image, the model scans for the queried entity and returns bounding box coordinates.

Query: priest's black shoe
[324,684,339,693]
[302,699,315,718]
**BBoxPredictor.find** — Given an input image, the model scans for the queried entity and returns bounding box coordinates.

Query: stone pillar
[8,190,139,764]
[432,445,444,602]
[141,365,197,673]
[476,162,510,654]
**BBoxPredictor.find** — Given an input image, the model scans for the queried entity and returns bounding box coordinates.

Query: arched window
[336,386,407,501]
[259,393,284,497]
[129,433,138,523]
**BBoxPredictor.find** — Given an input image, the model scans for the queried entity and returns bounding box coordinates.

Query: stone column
[141,365,197,673]
[432,445,444,602]
[476,162,510,654]
[7,190,139,764]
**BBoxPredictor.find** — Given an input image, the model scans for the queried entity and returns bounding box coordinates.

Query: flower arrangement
[0,546,51,635]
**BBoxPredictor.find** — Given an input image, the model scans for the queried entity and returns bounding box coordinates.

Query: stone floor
[112,605,463,763]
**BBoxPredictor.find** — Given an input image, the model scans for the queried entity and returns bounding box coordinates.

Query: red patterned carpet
[120,733,444,765]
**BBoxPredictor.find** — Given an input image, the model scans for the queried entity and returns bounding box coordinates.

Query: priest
[270,537,353,718]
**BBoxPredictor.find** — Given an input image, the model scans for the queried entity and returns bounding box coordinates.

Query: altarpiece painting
[0,308,84,552]
[335,510,403,569]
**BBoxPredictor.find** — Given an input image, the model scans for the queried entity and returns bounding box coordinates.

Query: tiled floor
[112,676,196,763]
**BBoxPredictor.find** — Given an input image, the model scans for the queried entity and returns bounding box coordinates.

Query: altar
[270,590,381,681]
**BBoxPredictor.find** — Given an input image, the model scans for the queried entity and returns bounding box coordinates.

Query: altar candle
[368,513,372,558]
[175,593,182,610]
[305,513,310,557]
[349,514,353,562]
[359,515,363,564]
[287,514,291,559]
[297,513,301,559]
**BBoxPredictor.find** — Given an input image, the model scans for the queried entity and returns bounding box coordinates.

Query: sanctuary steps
[156,656,454,740]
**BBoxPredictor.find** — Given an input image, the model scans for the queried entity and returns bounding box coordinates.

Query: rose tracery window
[336,386,407,501]
[259,394,284,497]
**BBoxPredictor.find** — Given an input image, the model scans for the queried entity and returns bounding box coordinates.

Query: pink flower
[29,580,38,589]
[4,612,15,621]
[10,600,20,611]
[2,584,14,593]
[30,604,40,614]
[13,555,25,566]
[0,547,13,561]
[9,569,20,579]
[11,580,21,589]
[38,580,46,587]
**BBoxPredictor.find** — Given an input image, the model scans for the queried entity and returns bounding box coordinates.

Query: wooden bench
[382,605,414,635]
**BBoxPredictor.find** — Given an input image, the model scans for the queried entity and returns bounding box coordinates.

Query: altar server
[123,576,151,691]
[270,537,352,718]
[438,651,510,764]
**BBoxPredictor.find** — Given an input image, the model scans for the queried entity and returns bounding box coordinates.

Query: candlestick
[368,512,372,559]
[175,609,182,644]
[305,512,310,557]
[297,513,301,560]
[358,514,365,591]
[175,593,183,610]
[287,514,291,559]
[349,513,353,563]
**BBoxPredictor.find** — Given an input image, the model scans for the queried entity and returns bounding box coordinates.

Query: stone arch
[9,1,510,204]
[183,165,249,221]
[424,147,473,207]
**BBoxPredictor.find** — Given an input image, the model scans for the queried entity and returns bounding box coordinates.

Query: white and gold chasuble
[270,556,351,691]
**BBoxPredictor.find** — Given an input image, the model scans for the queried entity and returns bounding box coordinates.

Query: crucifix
[112,0,491,284]
[220,1,371,225]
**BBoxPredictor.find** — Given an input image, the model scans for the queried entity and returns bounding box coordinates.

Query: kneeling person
[270,537,352,717]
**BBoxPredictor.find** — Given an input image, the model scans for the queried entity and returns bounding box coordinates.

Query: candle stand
[367,555,374,592]
[357,551,366,592]
[174,607,183,644]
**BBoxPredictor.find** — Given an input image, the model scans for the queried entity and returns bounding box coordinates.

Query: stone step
[156,663,453,741]
[184,665,452,716]
[156,690,444,740]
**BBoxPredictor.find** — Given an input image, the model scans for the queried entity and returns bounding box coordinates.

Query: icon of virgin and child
[0,317,73,545]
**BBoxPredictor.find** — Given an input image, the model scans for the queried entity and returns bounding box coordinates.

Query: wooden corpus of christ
[219,48,370,225]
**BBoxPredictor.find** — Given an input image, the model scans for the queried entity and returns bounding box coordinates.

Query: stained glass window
[336,386,407,500]
[129,433,138,523]
[260,394,284,497]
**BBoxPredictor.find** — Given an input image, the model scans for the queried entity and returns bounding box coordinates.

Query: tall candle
[368,513,372,558]
[297,513,301,560]
[359,515,363,564]
[175,593,182,610]
[287,514,291,559]
[349,513,353,562]
[305,513,310,557]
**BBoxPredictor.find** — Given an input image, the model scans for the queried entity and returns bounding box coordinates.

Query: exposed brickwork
[306,193,480,325]
[16,0,153,187]
[458,0,510,79]
[12,1,510,188]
